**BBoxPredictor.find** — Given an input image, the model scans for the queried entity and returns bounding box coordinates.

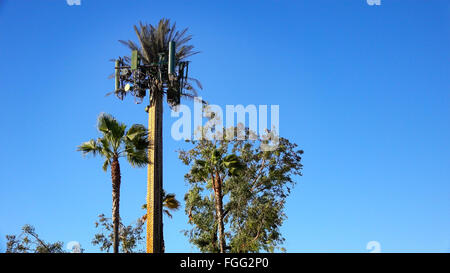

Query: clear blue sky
[0,0,448,253]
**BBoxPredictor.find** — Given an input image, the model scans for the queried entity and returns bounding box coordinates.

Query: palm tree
[112,18,201,253]
[191,151,244,253]
[78,113,149,253]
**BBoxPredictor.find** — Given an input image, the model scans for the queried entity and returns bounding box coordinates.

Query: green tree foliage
[179,128,303,253]
[5,192,179,253]
[92,214,145,253]
[5,225,69,253]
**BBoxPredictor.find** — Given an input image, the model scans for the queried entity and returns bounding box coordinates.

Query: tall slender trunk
[111,156,121,253]
[146,92,163,253]
[213,172,225,253]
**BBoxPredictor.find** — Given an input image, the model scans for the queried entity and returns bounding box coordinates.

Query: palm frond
[164,210,173,218]
[113,19,201,103]
[187,77,203,90]
[77,139,102,157]
[98,137,114,159]
[102,159,110,172]
[126,124,147,141]
[142,191,180,210]
[126,150,149,168]
[163,193,181,210]
[97,113,126,143]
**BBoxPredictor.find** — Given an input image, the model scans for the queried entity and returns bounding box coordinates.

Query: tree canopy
[6,225,69,253]
[179,128,303,252]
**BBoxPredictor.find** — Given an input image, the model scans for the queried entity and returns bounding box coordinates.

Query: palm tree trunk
[146,92,163,253]
[213,173,225,253]
[111,157,121,253]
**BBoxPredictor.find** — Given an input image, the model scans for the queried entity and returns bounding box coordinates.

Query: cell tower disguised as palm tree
[111,19,202,253]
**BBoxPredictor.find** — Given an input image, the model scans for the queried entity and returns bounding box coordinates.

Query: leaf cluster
[5,225,67,253]
[77,113,149,171]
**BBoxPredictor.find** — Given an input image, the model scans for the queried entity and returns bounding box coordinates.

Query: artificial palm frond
[113,18,202,105]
